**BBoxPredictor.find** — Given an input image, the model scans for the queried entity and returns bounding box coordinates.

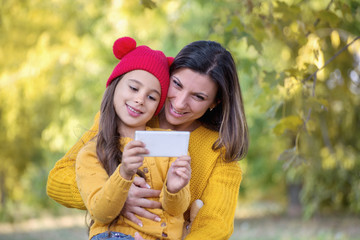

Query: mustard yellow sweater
[76,136,190,240]
[47,112,242,239]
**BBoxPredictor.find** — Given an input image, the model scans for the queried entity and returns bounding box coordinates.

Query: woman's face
[164,68,218,131]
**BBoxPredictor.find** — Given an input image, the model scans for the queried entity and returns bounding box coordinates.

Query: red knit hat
[107,37,174,115]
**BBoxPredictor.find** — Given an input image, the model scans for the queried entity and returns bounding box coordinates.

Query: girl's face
[164,68,218,131]
[114,70,161,135]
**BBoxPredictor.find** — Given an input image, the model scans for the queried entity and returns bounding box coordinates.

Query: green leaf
[278,146,297,162]
[140,0,156,9]
[317,10,340,27]
[306,97,329,112]
[273,115,303,135]
[246,34,263,53]
[278,147,306,170]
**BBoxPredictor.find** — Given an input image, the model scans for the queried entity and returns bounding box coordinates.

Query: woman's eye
[195,95,205,101]
[173,79,181,88]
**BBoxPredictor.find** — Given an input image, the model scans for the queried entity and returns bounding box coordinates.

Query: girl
[76,37,191,240]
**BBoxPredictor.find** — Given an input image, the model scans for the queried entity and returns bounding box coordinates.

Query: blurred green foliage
[0,0,359,221]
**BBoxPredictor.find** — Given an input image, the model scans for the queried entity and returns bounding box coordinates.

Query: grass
[1,202,359,240]
[230,216,360,240]
[1,214,360,240]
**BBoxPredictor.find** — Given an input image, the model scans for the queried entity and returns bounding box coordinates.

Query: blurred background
[1,0,359,239]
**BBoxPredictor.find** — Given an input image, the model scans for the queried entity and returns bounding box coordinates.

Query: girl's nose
[134,94,145,105]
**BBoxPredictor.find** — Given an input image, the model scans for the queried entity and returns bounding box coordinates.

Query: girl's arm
[46,112,100,210]
[185,160,242,240]
[76,140,133,224]
[46,112,162,223]
[161,156,191,216]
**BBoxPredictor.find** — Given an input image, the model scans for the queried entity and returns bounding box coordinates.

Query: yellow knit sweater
[76,135,190,240]
[47,112,242,239]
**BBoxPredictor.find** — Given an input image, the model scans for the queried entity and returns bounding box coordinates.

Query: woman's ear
[210,100,221,110]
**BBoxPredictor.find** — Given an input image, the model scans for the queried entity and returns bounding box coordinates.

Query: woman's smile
[163,68,218,131]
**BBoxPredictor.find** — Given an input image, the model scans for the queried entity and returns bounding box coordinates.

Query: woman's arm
[185,160,242,240]
[46,112,100,209]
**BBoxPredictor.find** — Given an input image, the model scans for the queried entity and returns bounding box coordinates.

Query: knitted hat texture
[107,37,173,115]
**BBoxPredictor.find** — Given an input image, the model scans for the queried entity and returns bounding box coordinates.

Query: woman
[47,39,249,239]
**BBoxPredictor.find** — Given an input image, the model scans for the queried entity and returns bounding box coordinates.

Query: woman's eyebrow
[172,75,209,98]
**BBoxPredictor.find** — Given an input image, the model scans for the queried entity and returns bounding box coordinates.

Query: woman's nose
[172,92,187,109]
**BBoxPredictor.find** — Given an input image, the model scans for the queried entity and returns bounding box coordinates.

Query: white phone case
[134,131,190,157]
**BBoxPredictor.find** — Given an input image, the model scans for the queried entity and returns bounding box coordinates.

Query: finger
[172,163,191,172]
[123,211,143,227]
[134,232,145,240]
[134,198,162,209]
[120,161,143,175]
[132,188,161,199]
[133,176,150,189]
[128,187,161,206]
[125,140,146,148]
[124,141,148,154]
[172,158,191,167]
[122,156,145,166]
[175,168,191,180]
[123,147,149,157]
[177,155,191,162]
[170,164,191,175]
[131,207,161,222]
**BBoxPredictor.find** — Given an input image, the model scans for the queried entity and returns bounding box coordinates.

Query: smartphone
[134,131,190,157]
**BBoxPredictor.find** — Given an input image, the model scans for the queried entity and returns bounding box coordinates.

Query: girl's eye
[129,85,138,91]
[148,95,157,101]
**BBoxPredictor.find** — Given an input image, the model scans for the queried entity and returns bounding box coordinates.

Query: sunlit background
[1,0,360,239]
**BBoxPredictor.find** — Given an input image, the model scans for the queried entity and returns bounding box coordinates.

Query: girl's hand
[120,140,148,180]
[166,155,191,193]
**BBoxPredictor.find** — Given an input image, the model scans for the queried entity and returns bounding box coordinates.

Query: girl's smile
[126,104,143,117]
[113,70,161,137]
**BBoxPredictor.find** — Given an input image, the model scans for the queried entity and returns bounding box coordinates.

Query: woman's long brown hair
[170,40,249,162]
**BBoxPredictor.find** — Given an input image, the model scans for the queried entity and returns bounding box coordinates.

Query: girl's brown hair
[96,76,122,176]
[95,76,144,232]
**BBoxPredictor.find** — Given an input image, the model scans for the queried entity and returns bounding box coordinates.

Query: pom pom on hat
[113,37,137,60]
[107,37,172,115]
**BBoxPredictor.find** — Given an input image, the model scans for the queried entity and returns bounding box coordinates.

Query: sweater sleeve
[159,156,191,217]
[46,112,100,210]
[185,160,242,240]
[161,181,190,217]
[76,141,133,224]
